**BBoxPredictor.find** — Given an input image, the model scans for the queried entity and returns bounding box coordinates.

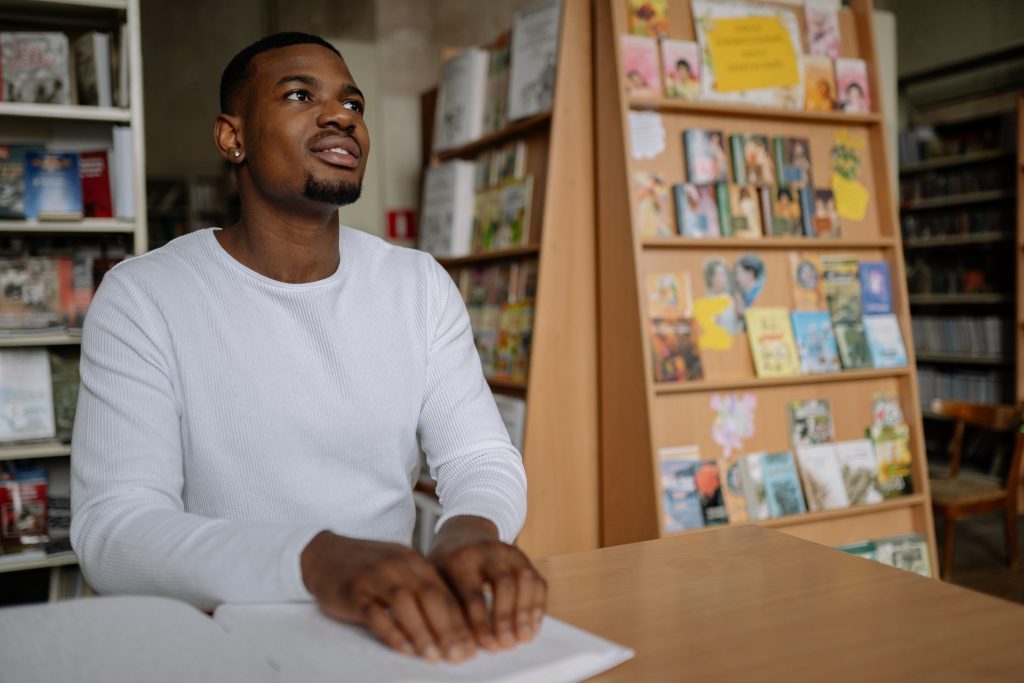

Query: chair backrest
[1007,427,1024,513]
[930,399,1022,478]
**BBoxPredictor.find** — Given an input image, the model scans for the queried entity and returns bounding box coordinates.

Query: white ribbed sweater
[70,227,527,610]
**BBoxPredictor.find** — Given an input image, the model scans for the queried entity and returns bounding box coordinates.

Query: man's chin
[302,176,362,207]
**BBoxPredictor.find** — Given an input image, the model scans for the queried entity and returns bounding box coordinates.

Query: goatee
[303,174,362,206]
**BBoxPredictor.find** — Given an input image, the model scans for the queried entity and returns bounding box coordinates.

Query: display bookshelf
[418,0,598,559]
[595,0,937,567]
[0,0,148,596]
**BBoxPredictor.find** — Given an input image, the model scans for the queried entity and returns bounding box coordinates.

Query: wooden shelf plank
[0,550,77,575]
[755,493,928,530]
[0,440,72,461]
[18,0,127,8]
[435,111,552,161]
[902,232,1012,249]
[901,190,1014,211]
[487,377,528,392]
[436,246,540,268]
[915,352,1011,366]
[909,293,1011,305]
[0,333,80,348]
[653,367,911,395]
[899,150,1014,175]
[0,218,138,234]
[627,96,882,125]
[0,101,130,122]
[643,237,896,250]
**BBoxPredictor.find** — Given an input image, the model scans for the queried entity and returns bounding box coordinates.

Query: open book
[0,596,634,683]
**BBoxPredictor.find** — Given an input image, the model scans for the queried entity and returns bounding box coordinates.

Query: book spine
[729,134,746,186]
[799,187,815,237]
[716,183,732,237]
[772,137,787,188]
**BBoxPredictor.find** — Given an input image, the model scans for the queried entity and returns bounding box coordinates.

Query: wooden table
[534,525,1024,681]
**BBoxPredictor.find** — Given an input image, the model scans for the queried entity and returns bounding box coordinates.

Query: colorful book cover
[495,176,533,249]
[773,137,813,189]
[627,0,669,38]
[838,540,877,561]
[858,261,893,315]
[621,34,661,98]
[649,317,704,383]
[863,314,908,368]
[23,151,82,220]
[695,460,728,526]
[798,187,815,237]
[791,311,841,374]
[834,321,873,369]
[745,307,800,378]
[804,55,838,112]
[728,135,747,186]
[49,348,80,443]
[788,399,835,448]
[739,453,770,521]
[0,32,70,104]
[482,31,511,135]
[744,135,776,186]
[684,129,729,184]
[795,443,851,512]
[0,469,49,552]
[660,39,700,100]
[0,257,66,333]
[870,423,912,498]
[875,533,932,578]
[822,257,861,323]
[835,57,871,114]
[715,183,733,237]
[0,349,56,443]
[719,458,748,525]
[789,251,825,311]
[761,451,807,518]
[805,5,841,58]
[810,189,841,237]
[673,183,720,238]
[494,302,533,380]
[471,188,502,253]
[769,187,803,236]
[658,446,705,534]
[835,438,884,506]
[79,150,113,219]
[646,271,693,319]
[0,144,40,219]
[634,172,673,237]
[728,185,762,238]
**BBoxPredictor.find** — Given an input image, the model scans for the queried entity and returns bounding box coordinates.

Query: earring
[232,149,241,158]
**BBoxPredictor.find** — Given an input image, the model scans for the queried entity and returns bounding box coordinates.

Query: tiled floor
[936,513,1024,605]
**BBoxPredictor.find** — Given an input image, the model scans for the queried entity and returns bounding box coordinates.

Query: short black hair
[219,32,343,114]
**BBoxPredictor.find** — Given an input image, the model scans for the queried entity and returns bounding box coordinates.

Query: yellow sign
[694,295,737,351]
[831,172,870,222]
[705,17,800,92]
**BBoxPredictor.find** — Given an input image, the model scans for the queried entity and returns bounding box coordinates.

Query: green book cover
[772,137,787,188]
[729,134,746,186]
[715,183,733,237]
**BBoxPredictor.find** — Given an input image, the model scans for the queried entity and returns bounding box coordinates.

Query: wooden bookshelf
[899,149,1014,175]
[436,245,540,268]
[0,218,138,234]
[0,551,77,575]
[901,190,1013,212]
[0,440,72,461]
[909,293,1011,305]
[915,353,1011,366]
[902,232,1012,249]
[435,111,551,161]
[0,101,130,123]
[594,0,937,568]
[0,333,81,348]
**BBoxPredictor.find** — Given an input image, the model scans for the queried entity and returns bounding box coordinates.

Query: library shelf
[908,293,1011,305]
[756,493,928,530]
[653,368,913,396]
[642,237,897,251]
[0,551,77,576]
[435,111,552,162]
[0,102,130,123]
[0,440,72,461]
[899,150,1014,175]
[486,377,528,393]
[0,218,139,234]
[901,190,1014,212]
[25,0,127,9]
[0,333,81,348]
[915,353,1011,366]
[902,232,1012,249]
[436,246,540,268]
[626,96,882,125]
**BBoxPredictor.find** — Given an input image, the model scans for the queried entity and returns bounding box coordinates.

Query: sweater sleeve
[70,271,321,609]
[417,261,528,542]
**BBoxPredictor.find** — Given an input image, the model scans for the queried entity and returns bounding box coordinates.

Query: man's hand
[300,531,476,662]
[427,516,547,652]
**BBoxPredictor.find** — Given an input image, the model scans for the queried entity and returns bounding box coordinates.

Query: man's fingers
[363,602,416,657]
[531,571,548,633]
[448,571,498,651]
[488,564,518,648]
[411,580,477,662]
[386,587,445,661]
[512,566,537,642]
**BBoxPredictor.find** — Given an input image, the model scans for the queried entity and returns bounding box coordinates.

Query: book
[804,5,841,58]
[658,446,705,533]
[646,272,693,319]
[870,423,912,498]
[739,453,770,521]
[714,183,732,237]
[835,58,871,114]
[804,55,838,112]
[773,137,813,189]
[745,307,800,378]
[620,35,660,98]
[660,39,700,100]
[73,31,112,107]
[0,349,56,443]
[507,0,562,121]
[634,172,673,237]
[743,135,776,186]
[49,350,80,443]
[863,314,908,368]
[718,458,747,525]
[495,176,533,249]
[418,160,476,258]
[79,150,113,218]
[858,261,893,315]
[112,125,135,219]
[0,467,49,554]
[115,23,129,107]
[0,32,70,104]
[24,151,82,220]
[789,252,825,311]
[798,187,815,237]
[838,540,877,561]
[433,47,489,152]
[822,257,861,324]
[768,187,802,236]
[0,257,67,333]
[482,32,511,135]
[761,451,807,518]
[810,189,841,237]
[795,443,850,512]
[673,183,719,238]
[471,188,502,253]
[627,0,669,37]
[0,143,41,219]
[835,438,884,506]
[649,317,703,382]
[790,310,841,374]
[494,302,533,381]
[683,129,729,184]
[695,459,728,526]
[727,184,762,238]
[834,321,873,370]
[728,135,747,186]
[874,533,932,578]
[789,399,834,448]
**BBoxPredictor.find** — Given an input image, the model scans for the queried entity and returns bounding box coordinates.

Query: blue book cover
[858,261,893,315]
[761,451,807,518]
[23,151,82,220]
[863,314,908,368]
[790,311,841,374]
[659,450,706,533]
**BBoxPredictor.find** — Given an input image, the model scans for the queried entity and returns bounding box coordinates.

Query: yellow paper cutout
[694,295,737,351]
[705,17,800,93]
[831,172,870,222]
[834,128,866,152]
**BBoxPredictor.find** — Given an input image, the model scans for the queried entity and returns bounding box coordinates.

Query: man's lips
[309,136,361,169]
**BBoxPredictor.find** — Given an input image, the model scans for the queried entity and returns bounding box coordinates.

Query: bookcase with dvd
[416,0,598,557]
[596,0,937,571]
[0,0,147,599]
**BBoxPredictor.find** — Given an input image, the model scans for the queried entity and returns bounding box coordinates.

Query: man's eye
[344,100,364,113]
[285,90,312,102]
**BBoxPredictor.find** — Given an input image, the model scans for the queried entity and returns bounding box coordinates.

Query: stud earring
[232,149,241,158]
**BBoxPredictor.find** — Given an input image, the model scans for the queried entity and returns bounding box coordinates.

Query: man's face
[239,43,370,209]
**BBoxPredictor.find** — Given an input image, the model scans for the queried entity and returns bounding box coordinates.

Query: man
[70,32,545,664]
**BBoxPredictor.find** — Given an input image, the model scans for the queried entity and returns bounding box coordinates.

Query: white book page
[506,0,562,121]
[214,603,634,683]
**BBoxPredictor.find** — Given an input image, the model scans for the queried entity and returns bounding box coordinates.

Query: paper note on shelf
[705,17,800,92]
[830,172,869,222]
[629,110,666,160]
[214,603,635,683]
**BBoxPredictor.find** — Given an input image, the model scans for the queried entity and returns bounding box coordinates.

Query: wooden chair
[929,399,1024,580]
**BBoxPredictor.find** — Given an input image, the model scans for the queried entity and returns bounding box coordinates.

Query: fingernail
[424,644,442,662]
[479,633,498,650]
[498,627,515,646]
[532,608,544,623]
[399,641,415,656]
[520,622,533,640]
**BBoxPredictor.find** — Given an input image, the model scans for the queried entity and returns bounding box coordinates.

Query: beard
[303,174,362,207]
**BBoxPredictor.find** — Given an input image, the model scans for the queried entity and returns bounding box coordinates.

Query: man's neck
[216,212,341,284]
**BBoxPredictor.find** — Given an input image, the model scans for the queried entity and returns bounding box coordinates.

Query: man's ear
[214,113,244,162]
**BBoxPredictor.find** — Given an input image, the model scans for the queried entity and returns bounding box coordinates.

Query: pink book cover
[805,5,841,58]
[621,34,660,98]
[835,58,871,114]
[660,39,700,100]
